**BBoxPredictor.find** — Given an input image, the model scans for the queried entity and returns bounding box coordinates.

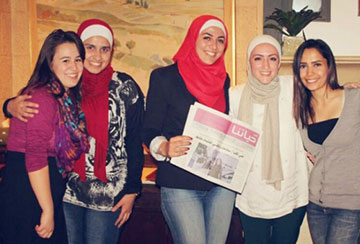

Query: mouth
[205,51,216,57]
[305,79,317,83]
[88,61,102,67]
[260,71,271,76]
[66,73,78,78]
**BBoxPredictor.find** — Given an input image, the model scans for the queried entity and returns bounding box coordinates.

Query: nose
[69,60,80,71]
[209,39,217,50]
[306,66,315,77]
[263,59,269,69]
[93,48,101,60]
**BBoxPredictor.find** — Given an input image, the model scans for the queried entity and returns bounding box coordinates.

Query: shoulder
[27,87,57,121]
[150,64,179,85]
[148,63,180,91]
[345,87,360,99]
[278,75,294,99]
[229,84,245,117]
[29,87,56,106]
[279,75,293,89]
[111,71,144,105]
[151,63,178,77]
[229,84,245,98]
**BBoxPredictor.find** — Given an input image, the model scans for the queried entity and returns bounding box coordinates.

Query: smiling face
[249,43,280,84]
[299,48,329,93]
[51,42,83,90]
[195,26,226,65]
[83,36,112,74]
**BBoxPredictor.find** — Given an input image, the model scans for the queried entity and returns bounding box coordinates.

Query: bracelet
[164,157,171,162]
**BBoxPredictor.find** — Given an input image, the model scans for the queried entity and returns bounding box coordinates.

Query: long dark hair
[21,29,85,102]
[293,39,342,128]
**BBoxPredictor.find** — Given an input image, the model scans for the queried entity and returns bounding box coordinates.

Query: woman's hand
[8,95,39,122]
[112,193,137,228]
[35,209,54,239]
[158,135,192,158]
[343,82,360,89]
[306,151,317,165]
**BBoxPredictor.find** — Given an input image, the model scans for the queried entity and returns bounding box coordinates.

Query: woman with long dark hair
[293,39,360,243]
[0,29,88,244]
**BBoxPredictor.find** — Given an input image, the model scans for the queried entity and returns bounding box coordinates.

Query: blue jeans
[239,206,306,244]
[160,186,236,244]
[63,202,121,244]
[307,201,360,244]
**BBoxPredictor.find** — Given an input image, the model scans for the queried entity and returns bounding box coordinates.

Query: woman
[61,19,144,244]
[293,39,360,244]
[0,29,88,244]
[2,19,144,244]
[229,35,309,244]
[142,15,236,244]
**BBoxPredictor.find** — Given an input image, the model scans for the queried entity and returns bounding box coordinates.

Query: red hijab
[74,19,114,183]
[173,15,228,112]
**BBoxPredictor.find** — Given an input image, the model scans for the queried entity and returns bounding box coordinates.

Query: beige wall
[1,0,359,125]
[0,0,38,123]
[0,0,13,123]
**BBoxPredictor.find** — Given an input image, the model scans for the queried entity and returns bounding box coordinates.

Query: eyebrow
[84,43,110,49]
[59,55,81,59]
[252,54,278,57]
[201,32,225,39]
[300,59,322,64]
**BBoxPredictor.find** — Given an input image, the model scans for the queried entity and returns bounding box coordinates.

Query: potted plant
[264,6,321,55]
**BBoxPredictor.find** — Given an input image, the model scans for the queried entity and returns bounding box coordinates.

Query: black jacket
[143,63,230,190]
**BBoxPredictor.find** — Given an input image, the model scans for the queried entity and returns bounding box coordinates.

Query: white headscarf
[238,35,283,190]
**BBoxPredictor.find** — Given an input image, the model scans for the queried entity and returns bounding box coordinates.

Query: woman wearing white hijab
[229,35,309,244]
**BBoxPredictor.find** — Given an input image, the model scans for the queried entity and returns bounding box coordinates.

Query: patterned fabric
[48,80,90,177]
[63,72,142,211]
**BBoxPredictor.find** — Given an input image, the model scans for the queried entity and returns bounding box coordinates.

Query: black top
[143,63,230,190]
[308,118,338,145]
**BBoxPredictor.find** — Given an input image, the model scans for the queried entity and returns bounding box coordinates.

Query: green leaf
[264,6,321,36]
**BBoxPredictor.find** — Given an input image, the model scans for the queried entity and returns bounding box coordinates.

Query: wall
[0,0,38,123]
[303,0,360,56]
[235,0,263,84]
[0,0,13,123]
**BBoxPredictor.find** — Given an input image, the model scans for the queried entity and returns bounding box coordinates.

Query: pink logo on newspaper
[229,124,259,146]
[193,108,259,146]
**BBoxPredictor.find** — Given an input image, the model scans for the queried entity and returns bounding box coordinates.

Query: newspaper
[171,102,261,193]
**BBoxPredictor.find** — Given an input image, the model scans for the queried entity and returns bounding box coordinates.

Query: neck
[311,85,340,106]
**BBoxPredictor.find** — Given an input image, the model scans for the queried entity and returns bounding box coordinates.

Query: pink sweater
[7,87,57,172]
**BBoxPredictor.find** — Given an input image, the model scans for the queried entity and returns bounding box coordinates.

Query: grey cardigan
[300,88,360,210]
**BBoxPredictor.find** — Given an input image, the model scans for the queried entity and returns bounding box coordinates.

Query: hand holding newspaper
[171,102,262,193]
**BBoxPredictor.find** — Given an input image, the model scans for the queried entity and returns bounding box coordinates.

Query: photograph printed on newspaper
[170,102,262,193]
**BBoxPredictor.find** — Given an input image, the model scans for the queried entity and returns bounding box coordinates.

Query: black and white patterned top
[63,71,144,211]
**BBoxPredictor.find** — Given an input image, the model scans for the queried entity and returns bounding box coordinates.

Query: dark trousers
[239,206,306,244]
[0,151,67,244]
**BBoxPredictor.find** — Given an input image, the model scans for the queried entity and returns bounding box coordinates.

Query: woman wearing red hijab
[143,15,235,244]
[2,19,144,244]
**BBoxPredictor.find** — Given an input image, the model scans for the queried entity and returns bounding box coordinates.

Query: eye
[100,47,110,53]
[85,45,94,50]
[253,57,261,61]
[75,57,83,63]
[299,64,306,69]
[217,38,225,44]
[270,57,278,62]
[62,58,70,63]
[314,62,322,67]
[203,35,211,41]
